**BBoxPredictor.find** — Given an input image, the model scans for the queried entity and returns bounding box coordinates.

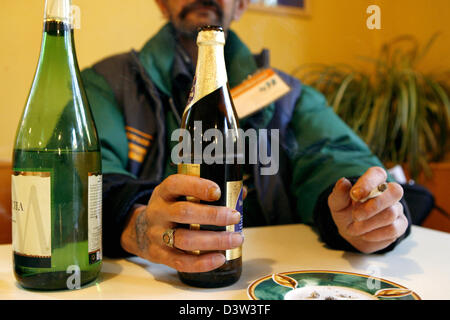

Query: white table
[0,224,449,300]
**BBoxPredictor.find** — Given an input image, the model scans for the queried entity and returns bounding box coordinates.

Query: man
[81,0,410,273]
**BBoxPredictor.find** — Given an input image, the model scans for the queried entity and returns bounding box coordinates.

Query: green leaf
[294,34,450,179]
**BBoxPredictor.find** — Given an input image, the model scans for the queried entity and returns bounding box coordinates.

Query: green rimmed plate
[247,270,421,300]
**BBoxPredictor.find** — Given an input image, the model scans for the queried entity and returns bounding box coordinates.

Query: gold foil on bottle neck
[184,29,228,115]
[197,29,225,46]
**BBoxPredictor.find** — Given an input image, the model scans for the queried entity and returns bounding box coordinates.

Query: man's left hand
[328,167,409,253]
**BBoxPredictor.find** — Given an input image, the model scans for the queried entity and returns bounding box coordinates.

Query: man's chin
[186,11,221,28]
[178,23,221,39]
[174,11,223,38]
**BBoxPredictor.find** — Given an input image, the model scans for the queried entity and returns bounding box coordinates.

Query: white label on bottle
[11,172,52,259]
[88,173,102,264]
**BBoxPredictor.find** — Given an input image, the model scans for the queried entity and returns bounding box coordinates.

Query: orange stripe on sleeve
[127,132,151,147]
[128,142,147,154]
[128,151,145,163]
[125,126,154,140]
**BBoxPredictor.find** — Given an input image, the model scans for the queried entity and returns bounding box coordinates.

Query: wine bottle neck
[39,0,76,70]
[38,21,74,68]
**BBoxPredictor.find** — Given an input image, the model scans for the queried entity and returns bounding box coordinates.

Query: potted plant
[293,35,450,231]
[293,34,450,180]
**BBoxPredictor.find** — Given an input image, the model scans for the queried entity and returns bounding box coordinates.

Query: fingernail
[335,178,348,191]
[231,233,244,247]
[351,187,364,201]
[208,186,221,200]
[231,210,241,224]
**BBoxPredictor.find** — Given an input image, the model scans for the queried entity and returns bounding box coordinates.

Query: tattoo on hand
[135,209,149,253]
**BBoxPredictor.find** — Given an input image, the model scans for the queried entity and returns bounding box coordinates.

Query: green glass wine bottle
[12,0,102,290]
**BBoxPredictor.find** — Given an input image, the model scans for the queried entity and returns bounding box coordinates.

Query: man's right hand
[120,174,243,273]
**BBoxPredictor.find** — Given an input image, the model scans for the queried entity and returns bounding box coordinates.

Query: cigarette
[352,183,388,203]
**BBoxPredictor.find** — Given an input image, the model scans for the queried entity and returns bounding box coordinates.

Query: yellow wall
[1,0,449,160]
[234,0,450,73]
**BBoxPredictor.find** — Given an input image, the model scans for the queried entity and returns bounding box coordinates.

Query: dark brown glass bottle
[177,26,243,288]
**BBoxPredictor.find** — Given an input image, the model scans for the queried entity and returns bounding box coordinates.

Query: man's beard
[175,0,224,39]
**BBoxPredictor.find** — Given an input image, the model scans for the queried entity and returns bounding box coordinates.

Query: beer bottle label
[178,163,243,261]
[225,180,243,261]
[12,171,52,268]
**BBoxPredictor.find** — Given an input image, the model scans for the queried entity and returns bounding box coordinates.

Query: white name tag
[231,69,291,119]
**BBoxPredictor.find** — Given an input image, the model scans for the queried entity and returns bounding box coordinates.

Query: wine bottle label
[177,163,243,261]
[88,173,102,264]
[11,171,52,268]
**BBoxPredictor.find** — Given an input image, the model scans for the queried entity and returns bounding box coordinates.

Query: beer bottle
[12,0,102,290]
[177,26,243,288]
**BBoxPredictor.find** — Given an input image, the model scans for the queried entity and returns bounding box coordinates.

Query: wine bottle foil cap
[45,0,72,23]
[197,26,225,45]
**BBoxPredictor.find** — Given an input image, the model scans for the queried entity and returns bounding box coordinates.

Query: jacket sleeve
[288,85,411,252]
[81,68,155,258]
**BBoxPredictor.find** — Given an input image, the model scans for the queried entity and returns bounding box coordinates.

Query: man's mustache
[179,0,224,21]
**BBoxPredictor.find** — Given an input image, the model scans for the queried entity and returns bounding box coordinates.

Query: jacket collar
[138,22,274,128]
[139,23,259,93]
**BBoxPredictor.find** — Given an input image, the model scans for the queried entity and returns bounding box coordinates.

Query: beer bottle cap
[197,25,225,45]
[198,25,224,32]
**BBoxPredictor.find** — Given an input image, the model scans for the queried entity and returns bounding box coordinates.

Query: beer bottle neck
[195,41,228,87]
[185,42,227,110]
